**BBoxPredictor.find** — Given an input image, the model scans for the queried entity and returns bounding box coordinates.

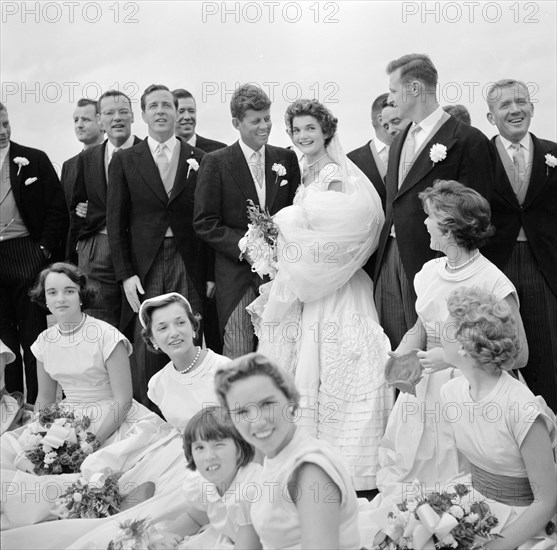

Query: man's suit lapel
[168,140,195,204]
[133,139,168,204]
[91,142,108,205]
[493,136,520,209]
[386,129,406,202]
[265,145,278,210]
[398,116,458,196]
[227,142,259,206]
[523,133,551,208]
[8,142,23,208]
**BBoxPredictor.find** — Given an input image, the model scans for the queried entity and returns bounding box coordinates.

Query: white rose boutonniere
[25,177,38,186]
[429,144,447,165]
[13,157,29,176]
[186,158,199,178]
[272,163,287,183]
[545,153,557,175]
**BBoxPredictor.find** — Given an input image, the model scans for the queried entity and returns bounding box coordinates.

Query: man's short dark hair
[371,93,390,125]
[140,84,178,112]
[442,104,471,125]
[172,88,195,102]
[97,90,133,113]
[230,84,271,121]
[76,98,99,114]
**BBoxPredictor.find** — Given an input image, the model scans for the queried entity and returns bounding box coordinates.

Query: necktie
[400,125,421,182]
[156,143,170,180]
[250,150,264,189]
[510,143,526,195]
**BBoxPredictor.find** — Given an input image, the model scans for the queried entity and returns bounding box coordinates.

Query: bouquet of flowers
[372,483,501,550]
[14,403,101,475]
[58,471,123,519]
[107,517,182,550]
[238,199,279,279]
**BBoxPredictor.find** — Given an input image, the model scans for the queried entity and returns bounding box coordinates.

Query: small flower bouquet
[238,199,279,279]
[107,517,182,550]
[58,472,123,519]
[15,404,101,475]
[371,483,501,550]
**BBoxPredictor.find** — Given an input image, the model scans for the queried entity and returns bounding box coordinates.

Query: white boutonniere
[272,163,287,183]
[13,157,29,175]
[429,143,447,165]
[186,158,199,178]
[25,177,38,186]
[545,153,557,175]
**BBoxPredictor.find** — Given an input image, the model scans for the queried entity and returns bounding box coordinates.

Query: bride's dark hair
[285,99,338,147]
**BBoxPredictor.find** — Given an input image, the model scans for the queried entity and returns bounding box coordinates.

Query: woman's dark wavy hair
[419,179,495,250]
[29,262,98,309]
[285,99,338,148]
[182,405,254,471]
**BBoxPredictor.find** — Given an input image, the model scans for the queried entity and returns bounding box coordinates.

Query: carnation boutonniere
[25,177,38,186]
[429,143,447,166]
[13,157,29,176]
[186,158,199,178]
[272,163,287,184]
[545,153,557,175]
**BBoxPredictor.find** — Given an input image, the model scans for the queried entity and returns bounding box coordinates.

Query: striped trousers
[0,236,48,403]
[374,237,418,349]
[503,242,557,411]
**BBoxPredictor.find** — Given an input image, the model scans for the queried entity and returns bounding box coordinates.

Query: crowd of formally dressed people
[1,53,556,549]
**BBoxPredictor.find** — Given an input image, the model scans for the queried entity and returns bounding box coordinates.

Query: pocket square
[280,179,288,187]
[24,177,38,186]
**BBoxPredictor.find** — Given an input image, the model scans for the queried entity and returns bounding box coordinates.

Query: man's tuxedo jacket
[107,137,208,299]
[348,141,387,212]
[482,133,557,297]
[195,134,226,154]
[6,141,68,256]
[68,137,141,254]
[374,116,494,284]
[194,141,301,330]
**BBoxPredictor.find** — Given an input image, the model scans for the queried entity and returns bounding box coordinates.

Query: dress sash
[471,462,533,505]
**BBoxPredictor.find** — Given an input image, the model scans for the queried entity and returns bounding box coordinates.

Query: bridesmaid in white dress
[440,287,555,549]
[249,99,392,491]
[375,181,529,502]
[139,292,231,433]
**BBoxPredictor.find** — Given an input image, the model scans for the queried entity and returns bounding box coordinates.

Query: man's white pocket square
[280,179,288,186]
[25,177,38,186]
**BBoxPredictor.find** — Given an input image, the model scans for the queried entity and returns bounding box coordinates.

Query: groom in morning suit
[0,102,68,403]
[374,54,494,349]
[194,84,301,358]
[482,80,557,411]
[107,85,207,405]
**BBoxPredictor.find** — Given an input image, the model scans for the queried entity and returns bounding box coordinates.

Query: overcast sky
[2,0,555,173]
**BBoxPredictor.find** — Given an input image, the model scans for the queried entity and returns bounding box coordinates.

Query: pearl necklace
[57,313,86,336]
[177,346,201,375]
[307,152,328,168]
[446,250,480,271]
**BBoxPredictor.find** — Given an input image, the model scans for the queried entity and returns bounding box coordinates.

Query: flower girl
[172,405,261,549]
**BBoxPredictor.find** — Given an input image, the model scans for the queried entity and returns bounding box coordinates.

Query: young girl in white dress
[139,292,231,432]
[440,286,556,549]
[248,99,392,491]
[171,405,261,549]
[215,353,361,550]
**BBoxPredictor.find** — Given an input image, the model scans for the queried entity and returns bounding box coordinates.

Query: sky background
[2,0,556,174]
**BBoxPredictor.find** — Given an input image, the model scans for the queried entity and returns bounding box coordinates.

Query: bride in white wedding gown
[248,99,394,491]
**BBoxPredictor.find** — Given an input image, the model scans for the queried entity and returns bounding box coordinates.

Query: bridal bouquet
[372,483,501,550]
[14,404,101,475]
[58,471,123,519]
[238,199,279,279]
[107,517,182,550]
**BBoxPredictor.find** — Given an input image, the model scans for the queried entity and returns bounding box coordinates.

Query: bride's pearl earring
[457,348,466,356]
[153,343,159,350]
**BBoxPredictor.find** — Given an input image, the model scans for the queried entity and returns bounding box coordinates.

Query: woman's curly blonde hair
[447,286,520,372]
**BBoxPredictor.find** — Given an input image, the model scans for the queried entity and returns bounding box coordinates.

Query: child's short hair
[182,405,254,471]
